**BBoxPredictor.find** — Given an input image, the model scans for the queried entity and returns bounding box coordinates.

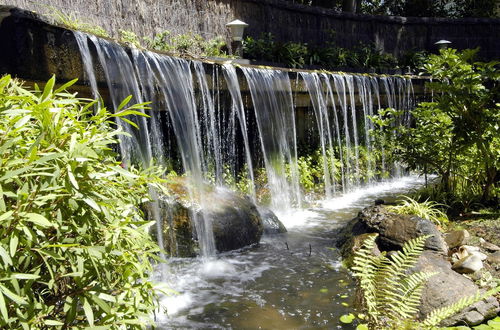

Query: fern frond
[352,233,381,321]
[388,271,439,320]
[421,286,500,327]
[374,235,431,316]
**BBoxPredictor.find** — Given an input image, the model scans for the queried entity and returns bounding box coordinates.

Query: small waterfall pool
[154,176,426,329]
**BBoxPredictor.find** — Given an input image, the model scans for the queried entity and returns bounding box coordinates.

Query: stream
[154,176,426,329]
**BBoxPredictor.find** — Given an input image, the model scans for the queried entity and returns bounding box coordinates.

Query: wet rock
[208,188,264,252]
[146,196,197,257]
[258,207,287,235]
[445,230,471,249]
[413,251,499,326]
[452,254,484,274]
[340,233,381,268]
[336,205,448,254]
[374,199,385,205]
[149,180,264,256]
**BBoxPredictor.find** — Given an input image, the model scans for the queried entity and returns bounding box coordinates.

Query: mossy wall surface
[0,0,499,59]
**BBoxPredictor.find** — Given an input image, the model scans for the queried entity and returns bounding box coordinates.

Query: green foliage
[351,234,500,328]
[119,29,142,48]
[387,196,449,226]
[143,31,231,58]
[370,49,499,208]
[243,34,402,71]
[0,75,165,328]
[50,8,109,38]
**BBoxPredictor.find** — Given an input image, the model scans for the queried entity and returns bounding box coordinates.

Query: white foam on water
[321,175,427,210]
[199,259,238,279]
[275,209,322,229]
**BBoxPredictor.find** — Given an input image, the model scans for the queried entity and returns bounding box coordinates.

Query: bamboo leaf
[24,213,55,228]
[83,297,94,326]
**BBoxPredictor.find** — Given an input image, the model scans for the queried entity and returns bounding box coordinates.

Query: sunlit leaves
[0,75,165,328]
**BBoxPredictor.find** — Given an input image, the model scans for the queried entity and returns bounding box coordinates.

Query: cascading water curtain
[74,31,415,253]
[241,67,301,212]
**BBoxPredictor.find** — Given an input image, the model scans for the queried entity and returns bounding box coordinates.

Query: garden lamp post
[435,40,452,50]
[226,19,248,57]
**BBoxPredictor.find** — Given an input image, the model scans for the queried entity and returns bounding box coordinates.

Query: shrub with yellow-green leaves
[0,75,164,328]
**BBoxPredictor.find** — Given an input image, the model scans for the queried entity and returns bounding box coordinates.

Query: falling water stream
[73,32,418,328]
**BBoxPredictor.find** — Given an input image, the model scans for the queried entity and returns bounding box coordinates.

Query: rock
[258,207,287,235]
[207,188,264,252]
[336,205,448,254]
[413,251,499,326]
[480,238,500,252]
[146,196,197,257]
[445,230,471,249]
[340,233,381,268]
[374,199,385,205]
[462,245,480,254]
[486,251,500,264]
[149,180,264,256]
[452,254,484,274]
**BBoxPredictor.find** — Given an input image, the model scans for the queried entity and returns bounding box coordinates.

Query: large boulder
[148,180,264,256]
[204,187,264,252]
[258,207,287,235]
[413,251,499,326]
[336,205,448,254]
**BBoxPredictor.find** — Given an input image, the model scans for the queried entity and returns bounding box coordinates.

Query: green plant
[144,31,230,58]
[143,30,174,53]
[349,234,500,329]
[119,29,142,48]
[50,8,109,38]
[387,196,449,226]
[370,49,499,207]
[0,75,165,328]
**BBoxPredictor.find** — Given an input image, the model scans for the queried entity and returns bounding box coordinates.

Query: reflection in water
[155,176,426,329]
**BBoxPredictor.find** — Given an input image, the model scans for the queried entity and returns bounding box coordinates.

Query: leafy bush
[0,75,165,328]
[144,31,230,58]
[243,34,403,71]
[370,49,499,207]
[350,234,500,328]
[119,29,142,48]
[387,196,449,226]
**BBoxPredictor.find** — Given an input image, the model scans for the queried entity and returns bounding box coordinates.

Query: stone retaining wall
[0,0,498,59]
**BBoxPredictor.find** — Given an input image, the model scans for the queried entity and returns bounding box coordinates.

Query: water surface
[155,176,426,329]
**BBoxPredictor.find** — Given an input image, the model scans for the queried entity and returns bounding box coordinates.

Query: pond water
[154,176,426,329]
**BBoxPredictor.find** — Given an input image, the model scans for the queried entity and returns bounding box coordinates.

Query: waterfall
[73,31,416,257]
[74,33,217,258]
[331,74,354,190]
[241,67,301,212]
[324,74,346,191]
[221,64,256,200]
[300,72,337,198]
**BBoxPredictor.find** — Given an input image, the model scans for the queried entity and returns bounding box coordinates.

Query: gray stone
[336,205,448,254]
[486,251,500,264]
[258,207,287,235]
[413,251,499,326]
[452,254,484,274]
[445,230,471,249]
[480,238,500,252]
[340,233,381,268]
[202,187,264,253]
[464,310,485,325]
[150,180,264,256]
